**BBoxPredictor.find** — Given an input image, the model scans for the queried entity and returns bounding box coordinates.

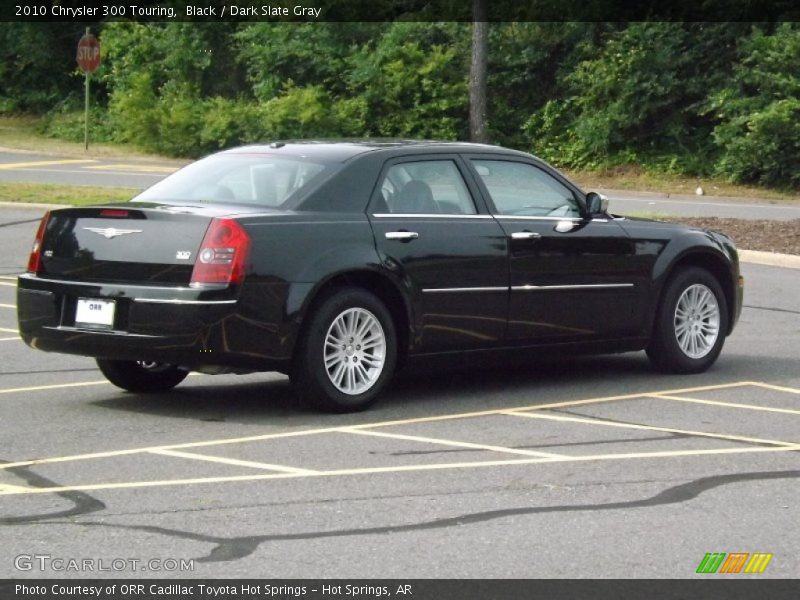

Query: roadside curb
[739,250,800,270]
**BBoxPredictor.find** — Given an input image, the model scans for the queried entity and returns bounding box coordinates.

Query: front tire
[96,359,188,393]
[646,267,728,373]
[291,287,397,412]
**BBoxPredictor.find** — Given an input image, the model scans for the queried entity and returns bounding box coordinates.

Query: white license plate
[75,298,116,328]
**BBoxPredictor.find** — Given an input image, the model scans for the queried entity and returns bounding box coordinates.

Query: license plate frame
[75,298,116,329]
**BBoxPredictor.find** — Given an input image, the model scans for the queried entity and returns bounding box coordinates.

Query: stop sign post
[77,29,101,150]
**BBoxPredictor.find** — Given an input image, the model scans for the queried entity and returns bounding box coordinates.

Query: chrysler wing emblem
[83,227,143,239]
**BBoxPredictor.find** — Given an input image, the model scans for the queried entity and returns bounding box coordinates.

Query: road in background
[601,189,800,221]
[1,150,799,220]
[0,151,183,190]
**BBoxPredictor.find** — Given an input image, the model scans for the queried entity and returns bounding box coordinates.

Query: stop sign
[76,33,101,73]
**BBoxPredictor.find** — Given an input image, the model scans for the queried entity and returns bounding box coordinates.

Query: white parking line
[0,380,108,396]
[0,304,16,309]
[651,394,800,416]
[0,336,20,342]
[0,327,18,333]
[339,427,565,458]
[749,382,800,395]
[502,410,798,447]
[148,448,318,474]
[0,281,16,287]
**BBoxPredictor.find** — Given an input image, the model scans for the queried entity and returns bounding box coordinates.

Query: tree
[469,0,488,143]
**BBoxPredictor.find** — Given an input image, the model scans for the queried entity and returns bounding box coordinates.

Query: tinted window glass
[378,160,476,215]
[135,154,330,208]
[471,160,580,218]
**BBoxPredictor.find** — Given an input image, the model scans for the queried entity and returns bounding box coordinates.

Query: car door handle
[511,231,541,240]
[385,231,419,242]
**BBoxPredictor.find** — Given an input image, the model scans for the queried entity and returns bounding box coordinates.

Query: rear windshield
[134,154,334,208]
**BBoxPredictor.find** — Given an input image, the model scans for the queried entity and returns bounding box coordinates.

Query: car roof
[222,140,533,162]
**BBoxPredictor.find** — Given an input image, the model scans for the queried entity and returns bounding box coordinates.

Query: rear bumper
[16,275,292,372]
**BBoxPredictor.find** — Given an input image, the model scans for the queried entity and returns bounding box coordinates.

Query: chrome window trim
[495,215,582,222]
[371,213,494,219]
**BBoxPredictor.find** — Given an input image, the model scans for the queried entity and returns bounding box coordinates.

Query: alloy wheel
[323,307,386,395]
[673,283,720,359]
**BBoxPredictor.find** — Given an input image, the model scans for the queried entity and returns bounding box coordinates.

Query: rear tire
[96,359,188,393]
[646,267,728,374]
[290,287,397,413]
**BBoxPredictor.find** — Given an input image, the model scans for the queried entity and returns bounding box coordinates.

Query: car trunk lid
[37,204,226,285]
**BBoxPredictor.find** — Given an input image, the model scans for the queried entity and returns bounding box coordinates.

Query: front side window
[135,154,331,208]
[376,160,476,215]
[471,160,580,218]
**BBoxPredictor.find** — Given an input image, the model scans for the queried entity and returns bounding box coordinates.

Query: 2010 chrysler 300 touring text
[17,141,743,412]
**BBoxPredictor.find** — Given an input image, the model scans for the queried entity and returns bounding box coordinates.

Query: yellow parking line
[0,159,96,170]
[0,427,343,470]
[651,394,800,416]
[748,381,800,395]
[0,303,16,309]
[0,380,754,470]
[339,427,565,459]
[0,281,16,287]
[85,164,177,173]
[0,483,31,493]
[2,444,797,496]
[345,381,755,431]
[148,448,317,474]
[502,410,798,447]
[0,327,18,333]
[0,276,19,280]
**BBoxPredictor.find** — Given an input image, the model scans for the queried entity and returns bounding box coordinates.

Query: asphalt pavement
[0,204,798,578]
[2,150,800,220]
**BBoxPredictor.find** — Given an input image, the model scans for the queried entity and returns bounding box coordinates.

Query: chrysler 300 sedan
[17,141,743,411]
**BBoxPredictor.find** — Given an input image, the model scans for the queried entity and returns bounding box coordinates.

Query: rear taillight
[26,211,51,274]
[190,218,251,287]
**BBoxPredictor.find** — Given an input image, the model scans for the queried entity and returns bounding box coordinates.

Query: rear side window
[135,154,331,208]
[471,160,580,218]
[376,160,477,215]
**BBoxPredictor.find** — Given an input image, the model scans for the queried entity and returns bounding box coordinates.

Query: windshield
[134,154,333,208]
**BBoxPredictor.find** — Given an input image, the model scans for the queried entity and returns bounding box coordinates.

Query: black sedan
[17,141,743,411]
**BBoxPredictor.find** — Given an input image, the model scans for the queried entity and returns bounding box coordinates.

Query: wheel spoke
[354,314,373,340]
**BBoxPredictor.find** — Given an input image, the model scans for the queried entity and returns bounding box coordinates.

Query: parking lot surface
[0,205,798,578]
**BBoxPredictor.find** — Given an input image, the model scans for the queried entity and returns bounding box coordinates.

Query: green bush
[40,104,114,143]
[713,98,800,187]
[710,24,800,187]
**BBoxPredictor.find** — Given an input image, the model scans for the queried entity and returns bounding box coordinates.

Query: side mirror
[586,192,609,215]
